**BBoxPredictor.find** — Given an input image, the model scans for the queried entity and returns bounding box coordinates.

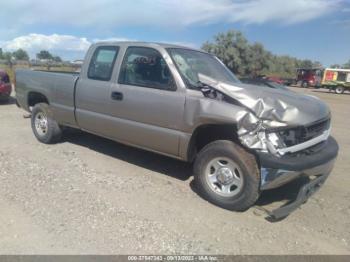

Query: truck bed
[15,69,80,127]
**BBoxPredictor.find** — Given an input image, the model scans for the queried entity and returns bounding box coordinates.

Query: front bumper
[259,136,338,190]
[257,136,338,219]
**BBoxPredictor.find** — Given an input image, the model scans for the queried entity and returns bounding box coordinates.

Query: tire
[31,103,62,144]
[194,140,260,211]
[301,81,308,88]
[335,86,345,94]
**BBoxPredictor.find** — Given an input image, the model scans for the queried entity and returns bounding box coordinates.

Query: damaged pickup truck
[15,42,338,219]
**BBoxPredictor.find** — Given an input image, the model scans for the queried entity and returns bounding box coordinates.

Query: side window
[88,46,119,81]
[118,47,174,90]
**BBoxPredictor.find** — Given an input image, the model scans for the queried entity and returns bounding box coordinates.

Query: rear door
[75,45,120,134]
[108,46,185,156]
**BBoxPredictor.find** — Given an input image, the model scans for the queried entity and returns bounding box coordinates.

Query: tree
[343,59,350,69]
[202,30,257,76]
[2,51,13,68]
[330,64,341,69]
[247,43,269,77]
[12,48,29,61]
[312,61,323,68]
[36,50,53,60]
[0,48,3,59]
[53,56,62,62]
[298,59,313,69]
[202,30,325,78]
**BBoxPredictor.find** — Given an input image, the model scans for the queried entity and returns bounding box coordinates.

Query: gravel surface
[0,87,349,254]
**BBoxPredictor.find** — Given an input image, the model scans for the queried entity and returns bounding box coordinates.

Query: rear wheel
[194,140,260,211]
[335,86,345,94]
[31,103,62,144]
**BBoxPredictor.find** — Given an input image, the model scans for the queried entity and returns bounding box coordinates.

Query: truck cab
[296,68,323,88]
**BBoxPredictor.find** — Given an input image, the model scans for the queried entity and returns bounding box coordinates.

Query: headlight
[238,117,288,155]
[240,130,287,155]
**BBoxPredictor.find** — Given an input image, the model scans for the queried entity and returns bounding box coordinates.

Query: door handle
[111,91,123,101]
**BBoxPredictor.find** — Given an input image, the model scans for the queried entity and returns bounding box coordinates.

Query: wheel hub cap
[217,167,234,185]
[205,157,244,197]
[34,112,48,136]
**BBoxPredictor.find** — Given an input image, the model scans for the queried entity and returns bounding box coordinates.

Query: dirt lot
[0,87,349,254]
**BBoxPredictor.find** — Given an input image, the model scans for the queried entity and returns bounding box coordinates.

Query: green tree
[202,30,323,78]
[12,48,29,61]
[202,30,252,76]
[246,43,269,76]
[343,59,350,69]
[36,50,53,60]
[53,56,62,62]
[312,61,323,68]
[0,48,3,59]
[2,52,13,68]
[298,59,313,69]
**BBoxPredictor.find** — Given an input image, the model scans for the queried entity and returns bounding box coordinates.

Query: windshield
[167,48,240,88]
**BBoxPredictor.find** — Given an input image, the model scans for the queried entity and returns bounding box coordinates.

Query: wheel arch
[27,91,50,109]
[187,124,241,162]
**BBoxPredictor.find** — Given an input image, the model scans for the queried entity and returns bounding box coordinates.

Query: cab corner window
[88,46,119,81]
[118,47,174,90]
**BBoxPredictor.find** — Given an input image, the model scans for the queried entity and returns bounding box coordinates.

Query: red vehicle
[265,76,284,85]
[257,75,284,85]
[296,68,323,88]
[0,70,12,102]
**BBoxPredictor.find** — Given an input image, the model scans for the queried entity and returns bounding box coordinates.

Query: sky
[0,0,349,66]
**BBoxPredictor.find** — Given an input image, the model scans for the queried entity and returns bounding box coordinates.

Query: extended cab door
[108,46,186,157]
[75,45,120,134]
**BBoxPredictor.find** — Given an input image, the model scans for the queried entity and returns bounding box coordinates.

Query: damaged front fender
[194,75,331,156]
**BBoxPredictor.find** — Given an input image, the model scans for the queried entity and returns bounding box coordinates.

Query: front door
[108,46,185,157]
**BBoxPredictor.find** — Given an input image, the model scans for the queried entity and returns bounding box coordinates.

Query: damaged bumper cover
[258,136,338,220]
[259,136,338,190]
[264,170,331,220]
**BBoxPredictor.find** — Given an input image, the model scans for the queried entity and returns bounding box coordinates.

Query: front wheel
[194,140,260,211]
[31,103,62,144]
[335,86,345,94]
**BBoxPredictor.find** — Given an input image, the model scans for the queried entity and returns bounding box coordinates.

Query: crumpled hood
[211,80,330,127]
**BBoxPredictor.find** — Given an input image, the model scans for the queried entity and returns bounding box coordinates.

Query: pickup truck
[15,42,339,219]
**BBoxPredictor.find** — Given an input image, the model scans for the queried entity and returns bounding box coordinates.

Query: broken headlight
[238,118,288,155]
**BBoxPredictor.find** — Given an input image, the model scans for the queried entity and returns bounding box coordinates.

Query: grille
[277,118,330,147]
[301,118,330,142]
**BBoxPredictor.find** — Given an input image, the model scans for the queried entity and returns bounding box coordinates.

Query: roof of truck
[93,41,201,51]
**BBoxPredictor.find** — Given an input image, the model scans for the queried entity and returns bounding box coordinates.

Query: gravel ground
[0,87,349,254]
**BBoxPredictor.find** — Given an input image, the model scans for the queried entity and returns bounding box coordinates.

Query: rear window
[88,46,119,81]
